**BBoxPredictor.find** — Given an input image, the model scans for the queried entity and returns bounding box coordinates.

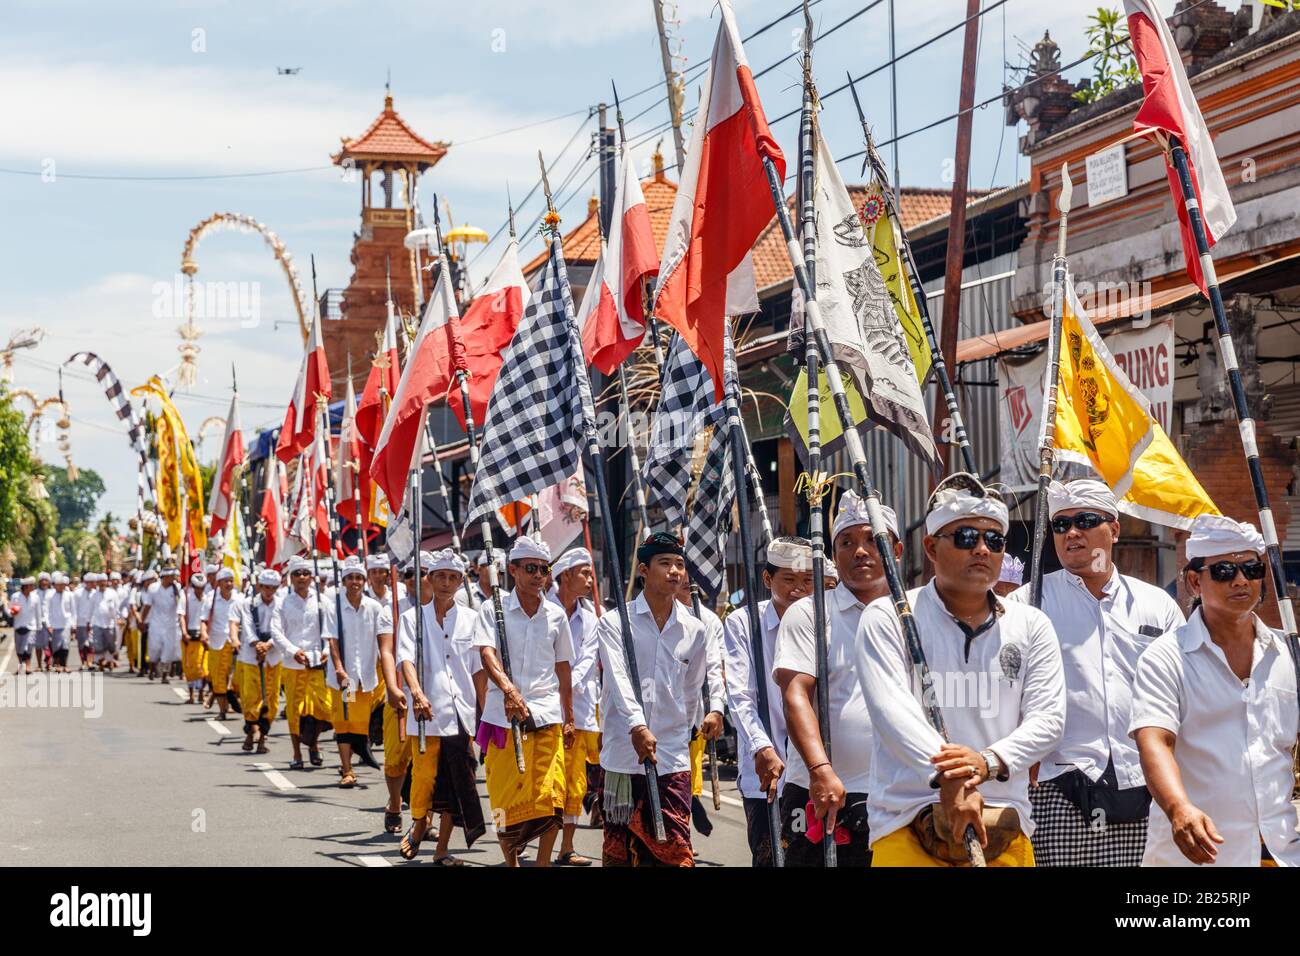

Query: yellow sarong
[871,823,1036,868]
[484,724,566,829]
[281,667,330,735]
[181,637,208,682]
[330,685,378,736]
[563,729,601,817]
[409,736,443,821]
[383,694,413,779]
[689,733,705,798]
[208,645,234,696]
[236,661,282,724]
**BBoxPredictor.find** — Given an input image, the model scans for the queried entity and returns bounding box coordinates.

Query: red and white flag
[1124,0,1236,294]
[451,239,530,431]
[288,432,331,556]
[355,297,403,534]
[259,459,289,567]
[369,262,460,512]
[275,314,332,463]
[207,392,246,537]
[653,0,785,401]
[578,149,659,374]
[335,375,363,526]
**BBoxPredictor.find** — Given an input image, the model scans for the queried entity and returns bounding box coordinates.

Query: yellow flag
[864,183,933,385]
[785,367,870,455]
[152,406,183,551]
[1054,279,1218,529]
[132,377,208,552]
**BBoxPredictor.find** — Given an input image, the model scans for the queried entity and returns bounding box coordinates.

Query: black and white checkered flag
[642,333,720,531]
[682,341,739,601]
[465,241,585,528]
[64,352,154,515]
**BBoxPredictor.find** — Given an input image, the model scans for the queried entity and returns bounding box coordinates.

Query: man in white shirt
[325,556,391,788]
[774,492,899,866]
[238,569,285,755]
[725,536,811,866]
[1009,478,1185,866]
[142,568,184,683]
[1131,515,1299,867]
[456,550,498,611]
[181,571,210,704]
[474,536,574,867]
[274,556,332,769]
[10,578,42,674]
[856,474,1066,867]
[34,572,53,670]
[597,532,714,868]
[199,568,242,720]
[396,549,485,863]
[43,574,76,673]
[673,575,726,841]
[548,547,601,867]
[73,574,94,669]
[91,573,123,671]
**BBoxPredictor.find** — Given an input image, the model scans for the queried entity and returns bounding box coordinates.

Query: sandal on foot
[241,738,254,753]
[555,851,593,867]
[398,823,425,860]
[431,855,466,867]
[309,751,323,767]
[384,810,403,834]
[339,771,358,788]
[255,741,269,755]
[288,758,305,770]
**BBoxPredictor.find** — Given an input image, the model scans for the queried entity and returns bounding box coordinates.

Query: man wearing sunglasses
[273,556,333,770]
[1008,478,1184,867]
[1131,515,1298,867]
[857,475,1065,867]
[473,536,574,867]
[774,491,900,866]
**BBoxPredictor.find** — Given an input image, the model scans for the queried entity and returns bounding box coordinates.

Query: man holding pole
[597,532,717,867]
[273,556,332,769]
[180,570,209,704]
[1010,478,1183,866]
[674,576,725,838]
[200,568,242,720]
[236,569,285,755]
[325,556,389,789]
[726,536,811,866]
[473,536,573,867]
[774,493,894,866]
[856,476,1066,866]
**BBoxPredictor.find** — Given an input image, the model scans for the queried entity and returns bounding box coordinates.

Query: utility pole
[652,0,688,171]
[935,0,983,478]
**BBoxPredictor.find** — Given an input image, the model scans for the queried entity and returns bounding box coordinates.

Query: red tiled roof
[333,94,449,167]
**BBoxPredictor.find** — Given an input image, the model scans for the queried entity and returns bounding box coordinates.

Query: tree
[1074,7,1140,104]
[0,387,39,561]
[44,464,106,529]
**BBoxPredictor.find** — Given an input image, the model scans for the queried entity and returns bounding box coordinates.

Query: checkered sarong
[1029,779,1148,867]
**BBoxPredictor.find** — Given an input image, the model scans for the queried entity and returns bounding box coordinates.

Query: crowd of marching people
[6,472,1295,869]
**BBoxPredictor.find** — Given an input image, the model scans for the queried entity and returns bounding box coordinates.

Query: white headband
[509,537,551,563]
[1048,478,1118,519]
[1186,514,1265,561]
[999,554,1025,585]
[426,549,466,574]
[340,557,366,579]
[831,490,899,541]
[766,538,813,572]
[257,569,282,587]
[551,548,592,578]
[925,487,1009,536]
[215,567,235,583]
[366,554,390,570]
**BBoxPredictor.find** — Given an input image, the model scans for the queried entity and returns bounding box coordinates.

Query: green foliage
[57,526,104,575]
[0,387,33,548]
[43,464,106,529]
[1073,7,1141,104]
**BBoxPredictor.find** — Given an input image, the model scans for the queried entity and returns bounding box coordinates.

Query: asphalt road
[0,631,753,867]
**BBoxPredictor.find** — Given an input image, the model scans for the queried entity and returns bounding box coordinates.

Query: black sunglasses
[934,526,1006,553]
[516,562,550,576]
[1050,511,1110,534]
[1201,559,1267,583]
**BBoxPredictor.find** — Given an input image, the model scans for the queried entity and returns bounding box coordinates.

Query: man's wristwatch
[980,750,1008,782]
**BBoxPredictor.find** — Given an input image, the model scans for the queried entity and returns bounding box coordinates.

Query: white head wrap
[426,549,466,574]
[190,573,207,587]
[925,482,1009,535]
[1185,514,1266,561]
[37,571,51,581]
[998,554,1025,586]
[20,576,35,586]
[766,538,813,572]
[831,490,899,541]
[215,567,235,583]
[204,563,218,575]
[365,553,391,571]
[551,548,592,579]
[509,537,552,564]
[257,569,282,587]
[141,570,157,582]
[287,556,311,575]
[1047,478,1118,519]
[109,571,122,581]
[340,557,366,579]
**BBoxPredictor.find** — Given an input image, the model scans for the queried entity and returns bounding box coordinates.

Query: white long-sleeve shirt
[551,596,601,733]
[323,593,389,692]
[397,600,478,736]
[855,582,1066,844]
[73,586,92,627]
[724,600,787,799]
[1129,610,1300,867]
[597,593,717,776]
[43,588,75,630]
[273,589,328,669]
[1009,569,1183,789]
[12,590,43,630]
[238,593,285,667]
[773,584,873,792]
[145,582,183,640]
[683,602,726,729]
[472,589,573,728]
[183,585,209,631]
[90,589,121,628]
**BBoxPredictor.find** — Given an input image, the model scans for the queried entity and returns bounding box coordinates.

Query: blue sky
[0,0,1221,522]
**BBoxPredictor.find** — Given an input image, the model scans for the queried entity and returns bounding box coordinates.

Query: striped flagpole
[1166,135,1300,700]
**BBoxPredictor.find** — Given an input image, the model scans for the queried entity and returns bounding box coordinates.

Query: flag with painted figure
[1053,275,1218,529]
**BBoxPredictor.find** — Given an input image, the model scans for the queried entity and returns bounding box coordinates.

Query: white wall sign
[1086,143,1128,207]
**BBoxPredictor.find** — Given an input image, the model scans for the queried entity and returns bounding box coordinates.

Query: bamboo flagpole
[539,150,667,843]
[755,89,987,867]
[1028,165,1073,607]
[846,73,977,475]
[797,18,835,866]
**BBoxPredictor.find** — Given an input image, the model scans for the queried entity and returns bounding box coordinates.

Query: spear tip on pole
[1058,162,1073,216]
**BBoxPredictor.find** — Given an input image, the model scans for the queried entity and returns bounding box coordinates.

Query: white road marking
[172,687,188,700]
[0,639,12,675]
[205,719,231,736]
[253,761,297,791]
[357,855,393,867]
[718,793,744,809]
